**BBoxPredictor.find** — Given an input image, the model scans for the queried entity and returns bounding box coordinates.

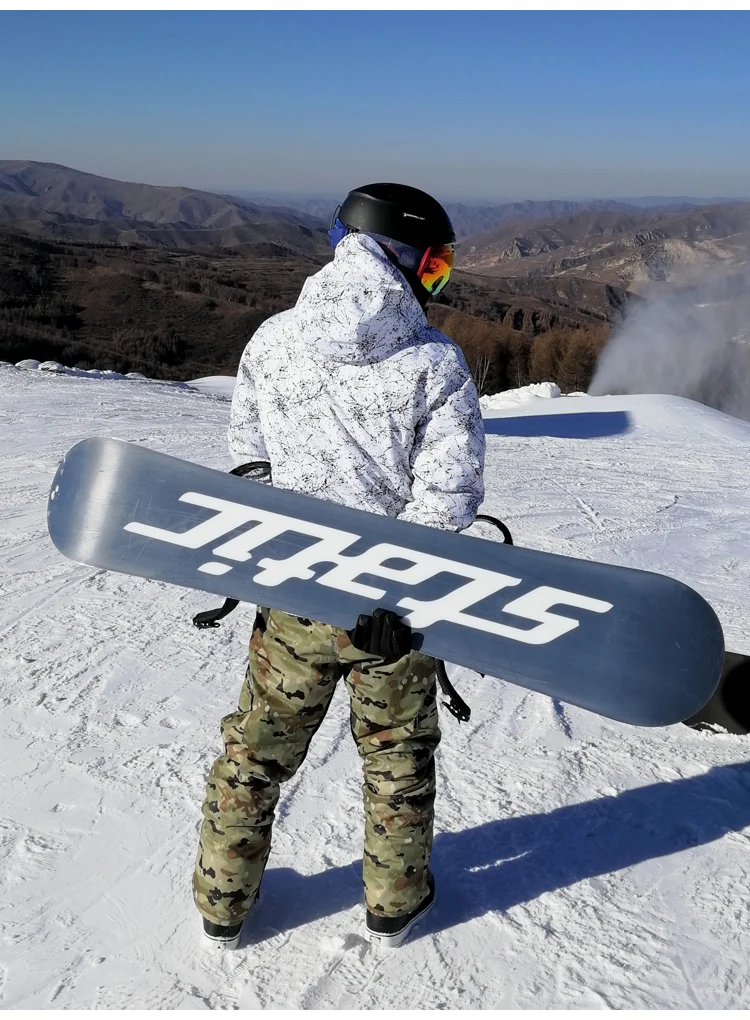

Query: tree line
[429,307,610,395]
[0,231,613,392]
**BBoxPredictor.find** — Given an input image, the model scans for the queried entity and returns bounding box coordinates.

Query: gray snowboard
[47,438,725,727]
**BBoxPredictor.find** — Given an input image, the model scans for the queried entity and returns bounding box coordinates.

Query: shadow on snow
[483,410,631,439]
[253,761,750,945]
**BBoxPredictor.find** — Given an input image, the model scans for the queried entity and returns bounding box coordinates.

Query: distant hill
[0,161,329,254]
[459,203,750,291]
[231,192,727,241]
[444,200,673,240]
[231,193,340,228]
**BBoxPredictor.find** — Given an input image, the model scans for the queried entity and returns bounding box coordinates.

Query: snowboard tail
[47,438,725,727]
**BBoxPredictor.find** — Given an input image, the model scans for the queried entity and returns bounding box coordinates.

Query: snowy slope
[185,376,238,400]
[1,363,750,1009]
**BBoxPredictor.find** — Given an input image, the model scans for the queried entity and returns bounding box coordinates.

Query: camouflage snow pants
[193,607,440,925]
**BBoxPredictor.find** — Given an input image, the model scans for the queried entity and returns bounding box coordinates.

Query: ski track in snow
[1,366,750,1008]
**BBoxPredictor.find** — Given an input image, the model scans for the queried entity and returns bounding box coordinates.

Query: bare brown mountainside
[439,270,631,327]
[459,204,750,291]
[0,229,323,377]
[1,163,645,392]
[0,161,329,254]
[0,228,612,392]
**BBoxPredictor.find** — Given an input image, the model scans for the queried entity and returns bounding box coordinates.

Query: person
[193,183,486,950]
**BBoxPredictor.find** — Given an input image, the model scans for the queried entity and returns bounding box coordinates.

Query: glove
[347,608,412,660]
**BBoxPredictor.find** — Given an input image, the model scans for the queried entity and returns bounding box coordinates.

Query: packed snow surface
[186,376,237,400]
[480,381,561,408]
[1,364,750,1009]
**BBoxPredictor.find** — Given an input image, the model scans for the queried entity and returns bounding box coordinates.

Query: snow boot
[365,873,436,948]
[202,916,244,950]
[201,896,258,950]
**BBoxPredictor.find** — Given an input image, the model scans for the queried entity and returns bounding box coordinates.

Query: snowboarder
[194,183,486,949]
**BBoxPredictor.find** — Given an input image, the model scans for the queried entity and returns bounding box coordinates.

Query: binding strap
[431,513,512,719]
[474,513,513,545]
[435,660,471,723]
[230,461,272,482]
[193,598,240,629]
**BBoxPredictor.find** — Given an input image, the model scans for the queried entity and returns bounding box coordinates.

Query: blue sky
[2,11,749,201]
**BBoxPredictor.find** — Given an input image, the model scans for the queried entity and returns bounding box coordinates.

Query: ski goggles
[415,242,455,296]
[329,209,455,296]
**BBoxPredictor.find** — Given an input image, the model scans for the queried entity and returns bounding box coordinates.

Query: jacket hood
[293,232,427,365]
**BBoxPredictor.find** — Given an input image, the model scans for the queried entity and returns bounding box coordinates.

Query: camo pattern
[194,607,440,925]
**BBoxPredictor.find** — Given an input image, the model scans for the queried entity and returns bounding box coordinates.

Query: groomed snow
[186,376,237,400]
[479,381,561,408]
[1,364,750,1009]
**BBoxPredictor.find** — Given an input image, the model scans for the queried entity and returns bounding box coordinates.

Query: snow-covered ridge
[6,358,750,447]
[5,359,245,401]
[2,362,581,407]
[480,380,564,407]
[184,375,238,399]
[477,375,750,443]
[5,358,197,388]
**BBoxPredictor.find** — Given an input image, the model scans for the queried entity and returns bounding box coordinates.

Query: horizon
[224,187,750,207]
[3,158,749,210]
[2,11,750,200]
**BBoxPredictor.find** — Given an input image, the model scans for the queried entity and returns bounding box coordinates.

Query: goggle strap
[417,247,431,279]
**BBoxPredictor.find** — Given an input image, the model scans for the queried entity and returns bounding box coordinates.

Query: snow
[480,381,561,409]
[12,359,195,389]
[1,367,750,1008]
[185,375,237,400]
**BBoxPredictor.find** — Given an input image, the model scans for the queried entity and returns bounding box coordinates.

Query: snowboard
[47,438,725,728]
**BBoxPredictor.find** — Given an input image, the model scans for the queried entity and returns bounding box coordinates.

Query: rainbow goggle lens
[416,243,455,295]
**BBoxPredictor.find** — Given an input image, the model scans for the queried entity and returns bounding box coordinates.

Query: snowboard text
[125,491,613,644]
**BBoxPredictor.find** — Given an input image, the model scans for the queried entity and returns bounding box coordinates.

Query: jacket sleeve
[397,345,485,530]
[227,341,269,467]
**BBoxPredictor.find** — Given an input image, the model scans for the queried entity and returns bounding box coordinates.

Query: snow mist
[589,269,750,421]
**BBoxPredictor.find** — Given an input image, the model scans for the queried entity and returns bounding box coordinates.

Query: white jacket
[228,232,485,530]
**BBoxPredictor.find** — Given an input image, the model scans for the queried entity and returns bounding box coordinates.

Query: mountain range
[0,161,329,255]
[5,162,747,296]
[3,160,748,391]
[458,205,750,291]
[232,192,742,242]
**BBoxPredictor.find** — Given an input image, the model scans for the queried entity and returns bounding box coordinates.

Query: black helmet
[335,183,455,249]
